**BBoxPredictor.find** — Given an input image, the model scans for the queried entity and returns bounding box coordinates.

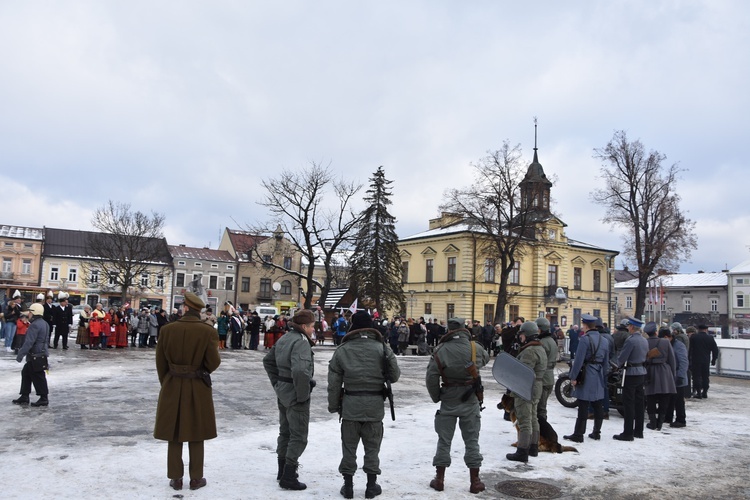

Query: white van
[256,304,279,318]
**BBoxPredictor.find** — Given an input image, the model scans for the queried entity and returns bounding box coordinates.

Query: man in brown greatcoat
[154,292,221,491]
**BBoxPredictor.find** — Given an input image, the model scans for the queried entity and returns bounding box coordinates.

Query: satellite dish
[272,282,281,292]
[555,287,567,300]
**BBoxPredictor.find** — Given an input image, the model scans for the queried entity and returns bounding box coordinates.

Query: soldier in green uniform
[535,317,557,424]
[263,309,316,491]
[328,310,400,499]
[426,317,489,494]
[506,321,547,462]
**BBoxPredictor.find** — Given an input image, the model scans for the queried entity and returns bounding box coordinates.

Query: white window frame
[50,266,59,281]
[683,298,691,312]
[710,298,719,312]
[626,296,633,309]
[68,268,78,283]
[140,273,149,287]
[2,257,11,273]
[22,259,31,275]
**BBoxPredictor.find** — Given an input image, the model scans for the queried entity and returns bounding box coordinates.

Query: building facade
[169,245,236,312]
[219,227,302,314]
[614,272,728,334]
[0,225,45,305]
[727,260,750,336]
[41,228,173,310]
[398,148,618,327]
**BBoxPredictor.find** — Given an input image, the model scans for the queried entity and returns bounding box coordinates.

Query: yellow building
[398,151,618,329]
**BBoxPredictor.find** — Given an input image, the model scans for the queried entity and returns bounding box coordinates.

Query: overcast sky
[1,1,747,273]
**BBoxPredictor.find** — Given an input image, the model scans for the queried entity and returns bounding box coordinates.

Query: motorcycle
[554,361,625,415]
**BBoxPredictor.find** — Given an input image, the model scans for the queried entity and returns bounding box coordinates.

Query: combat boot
[429,466,445,491]
[529,431,540,457]
[507,431,530,462]
[279,463,306,490]
[276,457,285,481]
[12,395,30,405]
[365,473,382,498]
[469,468,485,494]
[340,474,353,499]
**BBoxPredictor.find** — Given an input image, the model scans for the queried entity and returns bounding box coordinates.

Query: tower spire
[533,116,539,163]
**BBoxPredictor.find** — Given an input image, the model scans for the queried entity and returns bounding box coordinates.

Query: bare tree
[441,141,541,323]
[249,162,363,309]
[82,201,171,303]
[592,130,697,317]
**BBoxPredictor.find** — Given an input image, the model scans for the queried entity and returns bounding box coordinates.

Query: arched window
[281,280,292,295]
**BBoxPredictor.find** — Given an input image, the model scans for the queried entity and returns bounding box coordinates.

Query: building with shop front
[614,271,728,334]
[398,148,618,328]
[40,228,172,310]
[0,225,45,305]
[219,227,302,315]
[169,245,236,312]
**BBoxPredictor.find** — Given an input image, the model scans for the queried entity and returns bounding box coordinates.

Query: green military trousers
[514,382,542,435]
[537,384,553,421]
[339,420,384,475]
[276,398,310,466]
[432,401,482,468]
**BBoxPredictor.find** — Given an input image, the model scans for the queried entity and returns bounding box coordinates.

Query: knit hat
[670,322,683,333]
[351,310,372,330]
[183,292,205,311]
[292,309,315,325]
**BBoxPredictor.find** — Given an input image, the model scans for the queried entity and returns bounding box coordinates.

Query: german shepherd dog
[499,394,578,453]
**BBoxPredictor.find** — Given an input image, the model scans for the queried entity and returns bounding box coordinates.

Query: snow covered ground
[2,343,750,499]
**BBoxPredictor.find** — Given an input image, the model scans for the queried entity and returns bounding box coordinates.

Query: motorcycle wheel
[554,374,578,408]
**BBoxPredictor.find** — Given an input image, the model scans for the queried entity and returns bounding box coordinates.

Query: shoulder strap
[470,340,477,364]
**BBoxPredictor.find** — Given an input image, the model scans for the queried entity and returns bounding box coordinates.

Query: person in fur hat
[328,310,400,499]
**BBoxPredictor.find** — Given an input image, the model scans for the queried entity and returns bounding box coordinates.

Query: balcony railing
[0,271,14,280]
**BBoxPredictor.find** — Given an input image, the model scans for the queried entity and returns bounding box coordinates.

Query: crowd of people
[5,290,725,495]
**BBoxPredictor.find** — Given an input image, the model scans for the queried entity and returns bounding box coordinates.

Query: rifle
[461,341,485,411]
[383,344,396,421]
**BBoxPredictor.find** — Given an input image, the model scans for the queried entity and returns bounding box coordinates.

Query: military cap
[626,317,644,328]
[644,321,658,335]
[581,313,598,324]
[183,291,205,311]
[447,317,464,331]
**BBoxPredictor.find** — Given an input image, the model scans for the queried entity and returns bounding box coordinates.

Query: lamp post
[606,256,614,329]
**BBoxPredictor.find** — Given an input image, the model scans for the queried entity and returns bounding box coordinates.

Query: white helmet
[29,303,44,316]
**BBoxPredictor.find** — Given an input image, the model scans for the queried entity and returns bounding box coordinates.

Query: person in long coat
[663,327,689,428]
[565,314,610,442]
[644,322,676,431]
[153,292,220,491]
[76,304,91,349]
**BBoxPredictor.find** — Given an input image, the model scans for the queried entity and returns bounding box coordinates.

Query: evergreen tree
[349,167,405,314]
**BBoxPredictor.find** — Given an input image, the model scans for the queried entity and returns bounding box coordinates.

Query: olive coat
[153,312,221,442]
[327,328,400,421]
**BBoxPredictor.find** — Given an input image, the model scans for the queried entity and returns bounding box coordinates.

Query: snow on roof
[168,245,234,262]
[399,223,472,241]
[729,259,750,274]
[0,225,44,240]
[615,272,727,289]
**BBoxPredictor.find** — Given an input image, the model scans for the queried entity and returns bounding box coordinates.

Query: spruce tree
[349,166,405,314]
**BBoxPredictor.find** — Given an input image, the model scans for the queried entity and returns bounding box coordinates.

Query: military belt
[169,370,199,379]
[627,362,644,367]
[441,381,474,387]
[344,389,384,396]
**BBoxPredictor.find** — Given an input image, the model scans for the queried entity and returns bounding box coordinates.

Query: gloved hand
[309,379,317,391]
[711,360,716,366]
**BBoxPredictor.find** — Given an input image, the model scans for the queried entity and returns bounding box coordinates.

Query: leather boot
[276,457,285,481]
[12,395,30,405]
[529,430,540,457]
[31,396,49,407]
[340,474,353,499]
[469,468,485,494]
[429,466,446,491]
[365,473,382,498]
[279,463,306,490]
